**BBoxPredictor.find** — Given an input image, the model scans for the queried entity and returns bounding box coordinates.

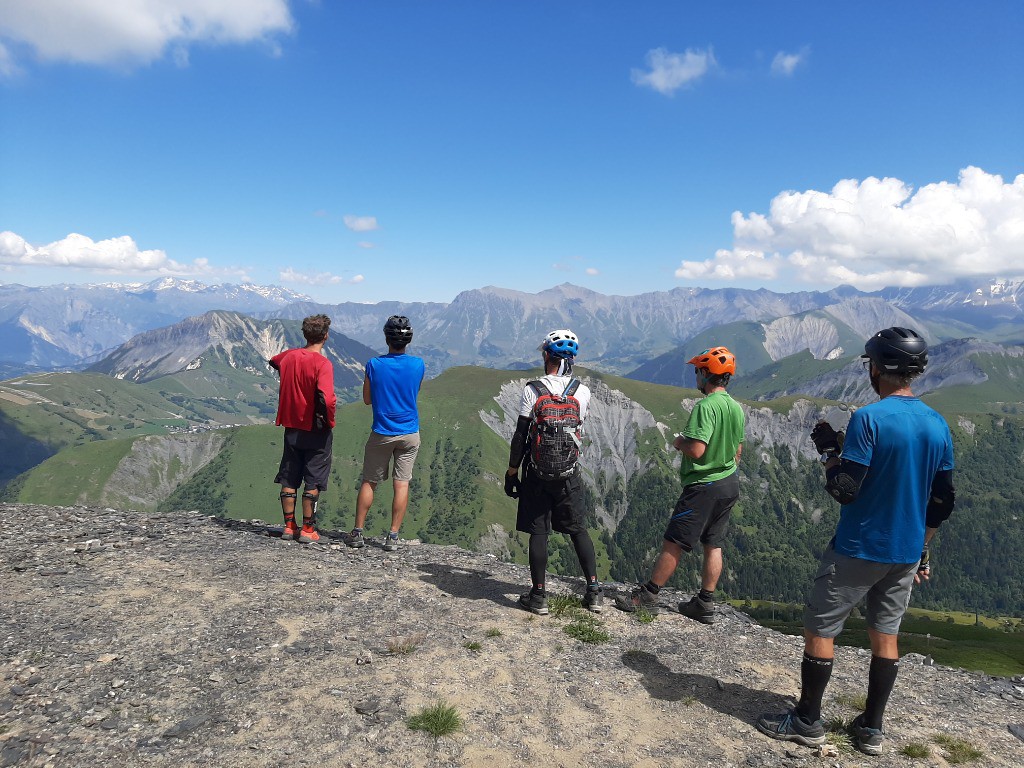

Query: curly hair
[301,314,331,344]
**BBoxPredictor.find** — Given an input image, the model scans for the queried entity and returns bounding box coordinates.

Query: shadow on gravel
[208,516,346,542]
[416,562,525,609]
[621,650,792,726]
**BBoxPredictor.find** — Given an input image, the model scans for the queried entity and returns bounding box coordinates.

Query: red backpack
[527,379,583,480]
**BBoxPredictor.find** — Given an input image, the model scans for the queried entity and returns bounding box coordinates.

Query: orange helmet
[687,346,736,376]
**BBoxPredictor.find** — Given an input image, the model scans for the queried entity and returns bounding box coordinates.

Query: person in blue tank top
[758,328,955,757]
[345,316,425,552]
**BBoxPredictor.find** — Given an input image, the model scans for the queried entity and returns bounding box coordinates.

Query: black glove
[504,473,521,499]
[916,544,931,582]
[811,421,845,454]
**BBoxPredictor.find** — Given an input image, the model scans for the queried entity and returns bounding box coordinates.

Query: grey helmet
[862,327,927,374]
[384,315,413,345]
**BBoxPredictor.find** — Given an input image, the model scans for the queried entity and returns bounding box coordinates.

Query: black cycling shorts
[274,427,333,492]
[663,472,739,552]
[515,466,588,536]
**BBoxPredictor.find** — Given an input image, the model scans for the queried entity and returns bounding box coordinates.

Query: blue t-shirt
[834,396,954,564]
[365,353,424,436]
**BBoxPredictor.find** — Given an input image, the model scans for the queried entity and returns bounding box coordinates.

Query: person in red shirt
[269,314,337,543]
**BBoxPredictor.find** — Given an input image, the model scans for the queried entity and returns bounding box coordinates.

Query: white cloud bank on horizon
[676,167,1024,290]
[631,47,715,96]
[280,268,364,286]
[0,231,219,275]
[0,0,293,73]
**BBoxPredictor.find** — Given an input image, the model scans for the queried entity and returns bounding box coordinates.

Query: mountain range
[4,277,1024,376]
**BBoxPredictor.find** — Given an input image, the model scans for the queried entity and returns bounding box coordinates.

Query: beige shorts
[361,431,421,483]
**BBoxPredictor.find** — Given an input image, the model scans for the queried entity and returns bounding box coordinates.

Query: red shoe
[298,527,320,544]
[281,520,299,540]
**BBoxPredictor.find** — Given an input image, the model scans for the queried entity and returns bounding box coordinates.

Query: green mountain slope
[4,365,1024,617]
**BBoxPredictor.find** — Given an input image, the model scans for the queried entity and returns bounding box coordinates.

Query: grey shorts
[804,545,918,638]
[361,431,421,483]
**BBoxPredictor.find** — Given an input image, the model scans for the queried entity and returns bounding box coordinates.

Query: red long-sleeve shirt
[270,348,336,430]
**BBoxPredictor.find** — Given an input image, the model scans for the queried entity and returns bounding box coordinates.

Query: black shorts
[663,472,739,552]
[274,427,333,492]
[515,466,588,536]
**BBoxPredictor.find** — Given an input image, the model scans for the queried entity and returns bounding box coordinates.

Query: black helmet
[862,327,927,374]
[384,315,413,345]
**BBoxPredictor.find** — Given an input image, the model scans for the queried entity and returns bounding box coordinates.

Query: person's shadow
[416,562,526,610]
[621,650,793,726]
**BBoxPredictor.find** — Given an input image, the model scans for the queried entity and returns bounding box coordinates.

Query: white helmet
[540,329,579,359]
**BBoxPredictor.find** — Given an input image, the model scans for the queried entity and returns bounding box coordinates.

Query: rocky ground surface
[2,503,1022,768]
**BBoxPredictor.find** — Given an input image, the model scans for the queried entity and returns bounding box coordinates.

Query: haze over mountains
[3,277,1024,381]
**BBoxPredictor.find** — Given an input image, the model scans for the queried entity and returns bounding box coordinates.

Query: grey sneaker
[518,591,549,615]
[582,588,603,613]
[383,532,399,552]
[614,585,660,614]
[850,713,884,755]
[755,709,826,747]
[679,594,715,624]
[345,530,365,549]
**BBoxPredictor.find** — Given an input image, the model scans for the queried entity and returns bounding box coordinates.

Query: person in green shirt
[615,346,745,624]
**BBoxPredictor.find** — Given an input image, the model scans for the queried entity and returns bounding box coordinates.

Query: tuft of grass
[835,693,868,711]
[633,606,656,624]
[463,641,482,652]
[547,594,582,618]
[387,632,426,655]
[932,734,984,764]
[901,742,930,759]
[563,614,610,644]
[407,701,463,738]
[681,696,697,706]
[484,628,502,638]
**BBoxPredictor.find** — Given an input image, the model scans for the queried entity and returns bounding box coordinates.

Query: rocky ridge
[2,504,1022,768]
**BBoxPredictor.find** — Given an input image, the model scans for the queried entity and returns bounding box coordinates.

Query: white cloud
[585,267,600,276]
[631,47,715,96]
[357,241,375,249]
[343,215,379,232]
[0,231,212,274]
[677,167,1024,290]
[279,267,363,286]
[0,41,19,77]
[0,0,293,72]
[771,48,808,76]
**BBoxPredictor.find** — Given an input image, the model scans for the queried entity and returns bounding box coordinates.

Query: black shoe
[582,588,603,613]
[679,594,715,624]
[756,709,826,747]
[613,585,660,614]
[518,591,549,616]
[849,713,885,755]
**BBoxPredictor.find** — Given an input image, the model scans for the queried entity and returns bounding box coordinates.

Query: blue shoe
[850,713,884,755]
[756,709,826,747]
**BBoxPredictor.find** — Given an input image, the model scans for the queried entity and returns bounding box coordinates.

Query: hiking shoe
[850,713,885,756]
[383,532,399,552]
[345,530,365,549]
[518,591,549,616]
[280,520,299,541]
[755,710,826,747]
[297,527,320,544]
[614,585,660,614]
[582,588,604,613]
[679,594,715,624]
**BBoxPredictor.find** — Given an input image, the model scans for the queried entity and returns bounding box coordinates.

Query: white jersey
[518,374,591,423]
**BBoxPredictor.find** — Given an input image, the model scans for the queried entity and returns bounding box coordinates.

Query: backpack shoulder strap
[564,378,580,398]
[527,380,550,398]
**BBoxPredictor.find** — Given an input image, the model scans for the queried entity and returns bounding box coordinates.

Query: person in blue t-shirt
[758,327,955,757]
[345,316,425,552]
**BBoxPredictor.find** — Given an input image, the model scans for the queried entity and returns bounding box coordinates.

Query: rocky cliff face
[2,503,1021,767]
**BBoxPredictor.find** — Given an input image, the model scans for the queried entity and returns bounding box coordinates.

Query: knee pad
[280,491,297,500]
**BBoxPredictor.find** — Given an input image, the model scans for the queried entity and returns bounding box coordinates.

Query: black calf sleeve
[570,531,598,586]
[528,534,548,592]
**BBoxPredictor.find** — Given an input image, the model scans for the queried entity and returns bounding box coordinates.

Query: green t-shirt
[680,390,745,486]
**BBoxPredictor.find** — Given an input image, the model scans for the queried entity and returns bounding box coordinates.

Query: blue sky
[1,1,1022,303]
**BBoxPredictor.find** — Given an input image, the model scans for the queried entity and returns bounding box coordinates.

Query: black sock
[699,588,714,602]
[528,534,548,593]
[644,580,661,595]
[863,656,899,730]
[569,531,599,587]
[797,653,834,723]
